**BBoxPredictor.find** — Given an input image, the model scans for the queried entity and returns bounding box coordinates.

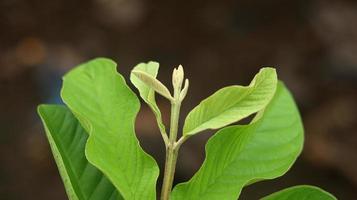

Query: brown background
[1,0,357,199]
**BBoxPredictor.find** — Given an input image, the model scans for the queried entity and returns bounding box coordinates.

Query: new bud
[179,79,189,101]
[172,65,184,91]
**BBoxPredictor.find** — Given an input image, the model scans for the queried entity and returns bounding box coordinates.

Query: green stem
[169,102,181,143]
[161,145,179,200]
[161,100,181,200]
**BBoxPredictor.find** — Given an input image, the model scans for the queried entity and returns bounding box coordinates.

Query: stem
[161,66,189,200]
[169,102,181,143]
[175,135,189,149]
[161,145,179,200]
[157,119,169,147]
[161,99,181,200]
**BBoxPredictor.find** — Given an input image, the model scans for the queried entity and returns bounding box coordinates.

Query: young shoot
[38,58,336,200]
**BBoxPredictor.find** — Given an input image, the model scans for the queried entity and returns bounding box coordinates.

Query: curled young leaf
[132,69,173,101]
[130,61,168,144]
[179,79,189,101]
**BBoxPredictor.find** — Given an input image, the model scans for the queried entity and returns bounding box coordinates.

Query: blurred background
[1,0,357,199]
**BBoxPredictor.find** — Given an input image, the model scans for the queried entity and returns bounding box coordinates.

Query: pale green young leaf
[171,82,304,200]
[132,70,173,101]
[38,105,123,200]
[61,58,159,200]
[261,185,337,200]
[130,62,167,142]
[179,79,189,101]
[183,67,277,136]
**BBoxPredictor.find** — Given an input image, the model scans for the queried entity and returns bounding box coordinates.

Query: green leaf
[132,69,173,101]
[38,105,123,200]
[171,82,304,200]
[61,58,159,200]
[130,62,168,143]
[183,67,277,136]
[179,79,189,101]
[261,185,337,200]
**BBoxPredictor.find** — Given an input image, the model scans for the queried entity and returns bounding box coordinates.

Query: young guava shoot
[38,58,336,200]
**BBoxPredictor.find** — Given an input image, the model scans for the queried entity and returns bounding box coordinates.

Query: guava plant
[38,58,336,200]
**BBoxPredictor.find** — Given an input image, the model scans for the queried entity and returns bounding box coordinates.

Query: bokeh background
[1,0,357,199]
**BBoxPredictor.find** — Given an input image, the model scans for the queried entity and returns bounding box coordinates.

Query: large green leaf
[171,82,304,200]
[183,67,277,136]
[130,62,167,142]
[38,105,123,200]
[61,58,159,200]
[261,185,337,200]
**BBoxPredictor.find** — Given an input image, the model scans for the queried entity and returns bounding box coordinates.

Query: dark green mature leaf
[61,58,159,200]
[183,67,277,136]
[130,62,167,141]
[261,185,337,200]
[38,105,123,200]
[171,82,303,200]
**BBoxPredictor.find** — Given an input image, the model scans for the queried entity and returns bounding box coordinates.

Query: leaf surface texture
[172,82,303,200]
[61,58,159,200]
[261,185,337,200]
[38,105,123,200]
[183,68,277,136]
